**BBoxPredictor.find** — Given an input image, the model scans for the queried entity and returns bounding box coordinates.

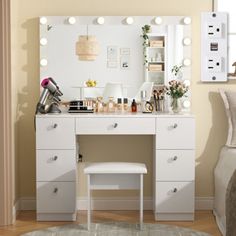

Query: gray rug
[21,222,211,236]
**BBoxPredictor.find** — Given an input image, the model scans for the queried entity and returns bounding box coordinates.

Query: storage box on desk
[148,64,163,72]
[150,40,164,47]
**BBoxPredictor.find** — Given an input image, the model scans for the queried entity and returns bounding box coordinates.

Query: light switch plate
[201,12,228,82]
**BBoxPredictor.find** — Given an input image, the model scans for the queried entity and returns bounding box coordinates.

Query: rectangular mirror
[40,16,191,103]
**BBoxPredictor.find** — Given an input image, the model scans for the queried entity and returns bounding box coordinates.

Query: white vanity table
[36,112,195,221]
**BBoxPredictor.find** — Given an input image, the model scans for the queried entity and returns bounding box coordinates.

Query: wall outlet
[207,57,222,73]
[207,23,222,38]
[201,12,228,82]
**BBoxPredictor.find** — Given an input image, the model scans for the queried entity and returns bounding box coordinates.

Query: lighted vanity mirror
[40,16,191,101]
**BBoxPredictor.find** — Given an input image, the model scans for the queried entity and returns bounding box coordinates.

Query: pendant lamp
[76,26,99,61]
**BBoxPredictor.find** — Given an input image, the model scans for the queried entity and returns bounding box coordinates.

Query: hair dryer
[35,77,63,114]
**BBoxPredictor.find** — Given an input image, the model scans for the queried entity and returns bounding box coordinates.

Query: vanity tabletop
[36,111,194,118]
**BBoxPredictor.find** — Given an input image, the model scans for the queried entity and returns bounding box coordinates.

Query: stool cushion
[84,162,147,174]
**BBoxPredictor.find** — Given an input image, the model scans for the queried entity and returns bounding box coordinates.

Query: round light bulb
[40,58,48,67]
[40,17,47,25]
[183,79,191,87]
[183,100,191,108]
[68,17,76,25]
[97,17,105,25]
[183,37,191,46]
[183,58,191,66]
[154,17,162,25]
[183,17,191,25]
[126,17,134,25]
[40,38,48,46]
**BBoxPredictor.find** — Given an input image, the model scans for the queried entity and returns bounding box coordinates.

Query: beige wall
[11,0,235,199]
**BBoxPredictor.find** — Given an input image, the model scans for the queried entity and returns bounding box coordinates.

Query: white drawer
[36,150,76,181]
[37,182,76,213]
[76,117,156,134]
[36,118,75,149]
[156,117,195,149]
[155,150,195,181]
[155,181,194,213]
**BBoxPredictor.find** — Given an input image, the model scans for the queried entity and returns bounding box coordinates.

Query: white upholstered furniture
[35,113,195,222]
[84,162,147,230]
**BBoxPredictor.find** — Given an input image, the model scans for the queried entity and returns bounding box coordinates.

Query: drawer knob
[173,123,178,129]
[53,187,58,193]
[53,123,58,128]
[172,156,178,161]
[113,123,118,128]
[172,188,178,193]
[53,156,58,161]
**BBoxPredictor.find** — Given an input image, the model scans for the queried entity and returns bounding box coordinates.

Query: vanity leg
[87,174,91,231]
[140,174,143,230]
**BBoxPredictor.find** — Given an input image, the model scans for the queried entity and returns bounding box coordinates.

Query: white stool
[84,162,147,230]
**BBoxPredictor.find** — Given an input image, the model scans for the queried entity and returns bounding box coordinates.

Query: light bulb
[183,58,191,66]
[183,37,191,46]
[126,17,134,25]
[40,38,48,46]
[183,79,191,87]
[40,59,48,67]
[68,17,76,25]
[40,17,47,25]
[154,17,162,25]
[183,17,191,25]
[97,17,105,25]
[183,100,191,108]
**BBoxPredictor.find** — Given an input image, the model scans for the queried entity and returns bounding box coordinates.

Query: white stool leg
[87,174,91,231]
[140,174,143,230]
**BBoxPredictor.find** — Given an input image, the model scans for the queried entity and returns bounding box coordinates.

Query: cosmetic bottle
[140,90,147,113]
[96,97,103,113]
[131,99,137,112]
[117,98,122,112]
[107,97,115,113]
[123,98,129,112]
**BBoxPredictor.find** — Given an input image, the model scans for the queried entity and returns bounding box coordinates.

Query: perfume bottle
[131,99,137,112]
[117,98,122,112]
[96,97,103,113]
[107,97,115,113]
[140,90,147,113]
[123,98,129,112]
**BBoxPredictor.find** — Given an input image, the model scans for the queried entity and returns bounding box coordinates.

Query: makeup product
[131,99,137,112]
[123,98,129,112]
[117,98,122,112]
[107,97,115,113]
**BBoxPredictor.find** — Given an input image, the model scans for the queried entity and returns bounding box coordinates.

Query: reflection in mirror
[40,16,191,105]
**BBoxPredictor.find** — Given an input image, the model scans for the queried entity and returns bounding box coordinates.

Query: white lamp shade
[103,83,123,100]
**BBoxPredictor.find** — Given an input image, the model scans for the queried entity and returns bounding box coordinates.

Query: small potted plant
[166,80,188,113]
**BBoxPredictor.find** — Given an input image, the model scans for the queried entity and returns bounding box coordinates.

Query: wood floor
[0,210,221,236]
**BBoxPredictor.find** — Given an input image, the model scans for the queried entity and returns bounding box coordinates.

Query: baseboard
[195,197,214,210]
[17,196,214,211]
[77,197,153,210]
[20,197,36,210]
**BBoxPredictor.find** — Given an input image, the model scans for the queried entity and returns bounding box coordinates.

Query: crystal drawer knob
[113,123,118,128]
[172,188,178,193]
[173,123,178,128]
[172,156,178,161]
[53,156,58,161]
[53,123,58,128]
[53,187,58,193]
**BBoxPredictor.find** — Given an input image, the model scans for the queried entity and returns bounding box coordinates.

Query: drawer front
[76,117,156,134]
[156,117,195,149]
[36,118,75,149]
[155,181,194,213]
[37,182,76,213]
[155,150,195,181]
[37,150,76,181]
